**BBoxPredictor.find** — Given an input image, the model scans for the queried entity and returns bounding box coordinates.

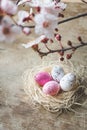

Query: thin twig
[16,0,20,4]
[44,44,51,51]
[81,0,87,4]
[37,42,87,57]
[58,12,87,24]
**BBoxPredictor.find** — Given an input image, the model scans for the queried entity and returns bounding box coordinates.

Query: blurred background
[0,0,87,130]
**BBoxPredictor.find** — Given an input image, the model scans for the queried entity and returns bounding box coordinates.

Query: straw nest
[23,61,87,113]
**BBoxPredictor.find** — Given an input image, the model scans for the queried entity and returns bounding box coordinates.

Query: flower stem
[37,42,87,57]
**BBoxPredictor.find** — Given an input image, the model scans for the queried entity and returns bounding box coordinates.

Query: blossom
[34,12,58,39]
[18,0,66,16]
[33,1,66,39]
[0,0,18,15]
[40,1,67,17]
[18,0,53,7]
[0,16,22,43]
[17,10,29,25]
[18,0,66,39]
[17,8,33,25]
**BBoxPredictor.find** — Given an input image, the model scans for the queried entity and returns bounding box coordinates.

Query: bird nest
[23,61,87,113]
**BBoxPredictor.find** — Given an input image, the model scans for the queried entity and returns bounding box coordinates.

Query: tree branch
[81,0,87,4]
[36,42,87,57]
[58,12,87,24]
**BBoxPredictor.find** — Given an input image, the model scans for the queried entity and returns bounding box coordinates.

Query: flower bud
[66,54,72,59]
[32,45,39,51]
[60,57,64,61]
[67,40,72,46]
[55,34,61,41]
[59,51,64,56]
[41,38,49,43]
[78,36,82,42]
[35,6,41,13]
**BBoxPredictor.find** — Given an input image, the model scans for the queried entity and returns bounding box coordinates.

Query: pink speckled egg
[34,72,52,86]
[42,81,60,96]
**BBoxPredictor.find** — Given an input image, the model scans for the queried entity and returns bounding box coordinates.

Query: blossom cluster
[0,0,66,46]
[0,0,21,42]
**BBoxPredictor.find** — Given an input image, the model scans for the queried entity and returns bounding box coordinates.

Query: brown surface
[0,2,87,130]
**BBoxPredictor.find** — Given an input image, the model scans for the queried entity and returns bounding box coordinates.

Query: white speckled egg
[51,66,65,83]
[60,73,76,91]
[42,81,60,96]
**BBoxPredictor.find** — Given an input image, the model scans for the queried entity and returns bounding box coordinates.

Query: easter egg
[51,66,65,83]
[60,73,76,91]
[34,72,52,86]
[42,81,60,96]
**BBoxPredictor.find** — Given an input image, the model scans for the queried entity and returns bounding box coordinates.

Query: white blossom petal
[34,11,58,38]
[18,10,29,25]
[57,2,67,10]
[2,16,14,25]
[22,35,45,48]
[35,25,44,35]
[11,26,22,34]
[0,17,22,43]
[29,8,33,14]
[1,0,17,15]
[23,27,30,35]
[34,14,44,24]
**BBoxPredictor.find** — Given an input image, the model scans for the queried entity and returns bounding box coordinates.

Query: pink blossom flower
[0,16,22,43]
[34,12,58,39]
[17,8,33,25]
[18,0,66,16]
[17,0,66,39]
[40,1,67,17]
[18,0,54,7]
[18,0,66,39]
[17,10,29,25]
[0,0,18,15]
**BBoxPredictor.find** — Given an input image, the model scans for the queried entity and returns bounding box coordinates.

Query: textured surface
[0,2,87,130]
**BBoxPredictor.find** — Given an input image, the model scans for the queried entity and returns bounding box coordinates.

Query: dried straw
[23,61,87,113]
